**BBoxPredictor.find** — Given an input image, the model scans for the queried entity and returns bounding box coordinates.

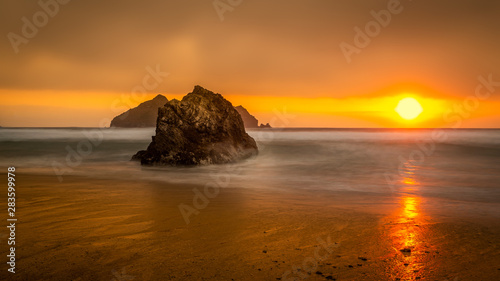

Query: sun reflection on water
[385,162,431,280]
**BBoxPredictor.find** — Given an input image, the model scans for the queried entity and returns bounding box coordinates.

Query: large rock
[133,86,258,165]
[110,94,168,127]
[234,105,258,128]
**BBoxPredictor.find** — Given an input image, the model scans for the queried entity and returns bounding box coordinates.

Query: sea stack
[234,105,258,128]
[110,94,168,127]
[133,86,258,165]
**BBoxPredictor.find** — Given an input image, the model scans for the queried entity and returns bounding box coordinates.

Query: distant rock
[133,86,258,165]
[234,105,258,128]
[110,94,168,127]
[259,123,272,128]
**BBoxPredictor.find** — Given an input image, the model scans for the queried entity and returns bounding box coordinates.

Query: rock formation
[110,94,168,127]
[259,123,272,128]
[234,105,259,128]
[133,86,258,165]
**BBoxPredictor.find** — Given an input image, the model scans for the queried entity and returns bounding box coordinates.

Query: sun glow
[395,97,423,120]
[3,89,496,127]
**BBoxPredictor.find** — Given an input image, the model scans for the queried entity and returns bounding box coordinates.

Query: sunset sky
[1,0,499,128]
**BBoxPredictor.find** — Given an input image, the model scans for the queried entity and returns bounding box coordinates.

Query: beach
[0,173,499,280]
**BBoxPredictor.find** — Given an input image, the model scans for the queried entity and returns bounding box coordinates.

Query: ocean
[1,127,500,214]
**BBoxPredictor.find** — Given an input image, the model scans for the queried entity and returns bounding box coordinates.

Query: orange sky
[1,87,499,128]
[1,1,499,128]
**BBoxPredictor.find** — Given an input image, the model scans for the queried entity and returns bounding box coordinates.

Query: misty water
[1,127,500,217]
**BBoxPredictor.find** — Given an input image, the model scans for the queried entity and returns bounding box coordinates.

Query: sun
[395,97,423,120]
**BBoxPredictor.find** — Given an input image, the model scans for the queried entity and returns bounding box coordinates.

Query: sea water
[1,127,499,211]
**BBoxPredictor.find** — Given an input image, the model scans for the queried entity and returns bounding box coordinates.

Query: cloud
[0,0,499,98]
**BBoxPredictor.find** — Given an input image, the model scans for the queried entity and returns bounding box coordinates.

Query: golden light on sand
[395,97,423,120]
[384,160,435,280]
[402,196,419,221]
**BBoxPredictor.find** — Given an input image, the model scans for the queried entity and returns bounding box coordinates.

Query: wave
[1,128,499,202]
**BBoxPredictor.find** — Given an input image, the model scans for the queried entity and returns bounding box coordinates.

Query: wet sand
[1,173,500,281]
